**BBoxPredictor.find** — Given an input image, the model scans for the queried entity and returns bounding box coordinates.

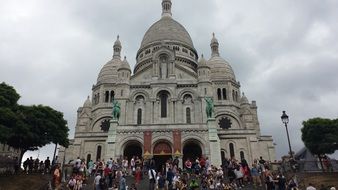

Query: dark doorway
[123,143,142,162]
[153,155,172,173]
[183,141,202,168]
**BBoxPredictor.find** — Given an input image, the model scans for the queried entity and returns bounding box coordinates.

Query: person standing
[53,164,61,190]
[94,173,102,190]
[119,174,126,190]
[45,157,51,174]
[148,167,157,190]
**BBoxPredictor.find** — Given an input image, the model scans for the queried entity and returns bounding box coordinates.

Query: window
[87,154,91,165]
[222,88,227,100]
[221,150,226,161]
[240,151,245,160]
[105,91,109,102]
[159,92,168,118]
[96,146,102,161]
[97,93,100,103]
[217,88,222,100]
[232,90,235,101]
[121,90,123,97]
[186,107,191,124]
[110,91,115,102]
[235,91,239,102]
[204,88,207,95]
[137,109,142,125]
[229,143,235,159]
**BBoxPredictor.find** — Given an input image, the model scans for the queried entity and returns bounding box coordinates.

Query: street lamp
[281,111,293,158]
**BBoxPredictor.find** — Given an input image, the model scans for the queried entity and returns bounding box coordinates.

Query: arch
[92,116,112,131]
[183,140,202,166]
[215,111,242,129]
[232,90,235,101]
[221,150,226,161]
[123,141,143,162]
[117,136,144,156]
[153,141,172,155]
[177,89,198,102]
[222,88,227,100]
[217,88,222,100]
[130,90,150,101]
[137,108,142,125]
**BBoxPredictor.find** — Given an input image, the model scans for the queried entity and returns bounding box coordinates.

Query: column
[143,131,152,159]
[105,120,118,160]
[207,118,221,167]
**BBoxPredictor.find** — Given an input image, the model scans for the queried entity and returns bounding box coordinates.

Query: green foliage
[301,117,338,155]
[0,82,69,160]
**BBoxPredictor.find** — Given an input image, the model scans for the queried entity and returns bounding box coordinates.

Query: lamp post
[281,111,293,158]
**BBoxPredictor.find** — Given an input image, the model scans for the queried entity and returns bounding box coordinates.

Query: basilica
[58,0,275,168]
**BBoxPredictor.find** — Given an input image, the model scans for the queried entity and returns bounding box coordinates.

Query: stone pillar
[105,120,118,160]
[207,118,221,167]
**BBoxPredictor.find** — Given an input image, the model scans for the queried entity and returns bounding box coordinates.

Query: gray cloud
[1,0,337,160]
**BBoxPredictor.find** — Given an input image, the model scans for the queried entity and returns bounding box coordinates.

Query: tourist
[67,175,76,190]
[148,167,157,190]
[135,166,142,185]
[122,157,128,176]
[189,178,199,190]
[23,158,29,174]
[53,164,61,190]
[45,157,51,174]
[94,173,102,190]
[88,159,94,176]
[277,173,287,190]
[157,172,166,190]
[131,156,136,175]
[119,174,126,190]
[251,163,262,187]
[104,164,113,187]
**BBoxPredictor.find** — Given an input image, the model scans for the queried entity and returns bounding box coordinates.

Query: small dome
[140,17,194,49]
[240,93,249,105]
[208,56,236,80]
[198,54,209,69]
[97,58,122,84]
[114,35,121,46]
[83,96,92,107]
[118,56,131,71]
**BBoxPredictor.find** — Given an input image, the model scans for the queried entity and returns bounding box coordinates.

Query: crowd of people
[58,155,312,190]
[22,156,52,174]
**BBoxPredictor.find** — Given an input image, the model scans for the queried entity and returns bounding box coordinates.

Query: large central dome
[140,16,194,49]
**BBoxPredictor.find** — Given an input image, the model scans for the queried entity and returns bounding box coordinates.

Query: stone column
[207,118,221,167]
[105,120,118,160]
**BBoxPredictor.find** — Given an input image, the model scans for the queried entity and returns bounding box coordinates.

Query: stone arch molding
[91,116,112,131]
[152,46,175,62]
[130,90,150,101]
[154,88,174,100]
[177,89,198,102]
[181,134,207,154]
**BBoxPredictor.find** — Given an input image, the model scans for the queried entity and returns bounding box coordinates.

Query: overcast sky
[1,0,338,161]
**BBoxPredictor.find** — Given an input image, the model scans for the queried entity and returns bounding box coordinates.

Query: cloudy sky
[1,0,338,161]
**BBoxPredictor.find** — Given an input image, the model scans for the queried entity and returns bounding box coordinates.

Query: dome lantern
[210,33,219,57]
[162,0,172,18]
[113,35,122,59]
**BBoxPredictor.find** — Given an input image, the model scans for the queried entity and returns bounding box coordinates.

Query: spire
[210,33,219,57]
[162,0,172,18]
[113,35,122,59]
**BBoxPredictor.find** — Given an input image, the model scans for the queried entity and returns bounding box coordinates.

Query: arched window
[235,91,239,102]
[96,146,102,161]
[229,143,235,159]
[221,150,226,161]
[110,91,115,102]
[222,88,227,100]
[186,107,191,124]
[204,88,207,95]
[97,93,100,103]
[137,109,142,125]
[105,91,109,102]
[159,91,168,118]
[240,151,245,160]
[217,88,222,100]
[121,90,123,97]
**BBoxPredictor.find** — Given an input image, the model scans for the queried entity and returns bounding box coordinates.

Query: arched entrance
[153,141,172,172]
[183,141,202,168]
[123,141,142,162]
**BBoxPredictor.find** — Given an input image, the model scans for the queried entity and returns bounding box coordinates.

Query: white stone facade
[59,0,275,168]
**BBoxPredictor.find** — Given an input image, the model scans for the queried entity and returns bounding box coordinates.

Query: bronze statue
[205,97,214,118]
[112,100,121,120]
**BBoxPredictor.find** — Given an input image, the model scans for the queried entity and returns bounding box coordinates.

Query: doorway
[153,141,172,172]
[183,141,202,167]
[123,142,142,162]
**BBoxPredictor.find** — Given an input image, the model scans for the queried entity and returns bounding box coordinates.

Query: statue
[205,97,214,118]
[112,100,121,120]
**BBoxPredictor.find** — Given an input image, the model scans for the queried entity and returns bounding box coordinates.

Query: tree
[301,117,338,171]
[0,82,69,163]
[0,82,20,143]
